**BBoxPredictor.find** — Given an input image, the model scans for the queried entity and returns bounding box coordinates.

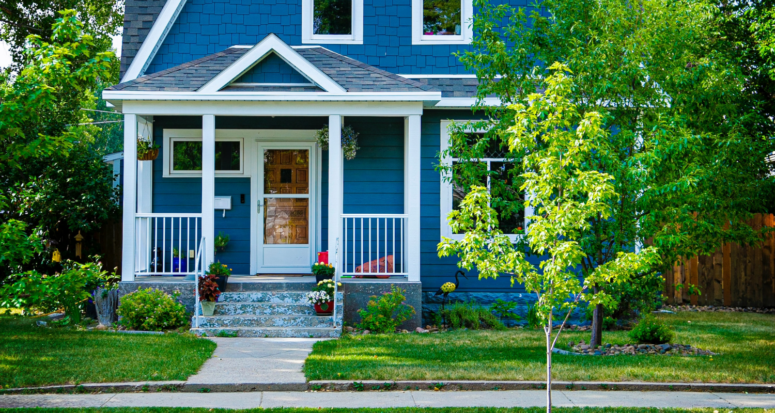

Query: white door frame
[254,141,318,274]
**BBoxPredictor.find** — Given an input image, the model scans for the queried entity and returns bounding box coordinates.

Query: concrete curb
[2,380,774,395]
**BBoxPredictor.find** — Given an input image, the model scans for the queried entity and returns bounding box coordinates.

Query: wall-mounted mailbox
[214,196,232,217]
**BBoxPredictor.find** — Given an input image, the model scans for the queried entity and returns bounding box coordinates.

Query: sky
[0,35,122,68]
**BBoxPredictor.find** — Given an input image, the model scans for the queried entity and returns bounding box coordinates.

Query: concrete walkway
[185,337,320,390]
[2,390,774,409]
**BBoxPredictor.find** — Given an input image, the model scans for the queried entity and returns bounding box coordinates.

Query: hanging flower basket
[316,125,359,160]
[137,138,160,161]
[138,149,159,161]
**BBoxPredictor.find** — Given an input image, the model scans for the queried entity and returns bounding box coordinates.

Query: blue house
[106,0,534,336]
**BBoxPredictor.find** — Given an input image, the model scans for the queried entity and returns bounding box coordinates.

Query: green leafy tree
[0,11,119,282]
[452,0,775,346]
[0,0,123,71]
[440,64,660,412]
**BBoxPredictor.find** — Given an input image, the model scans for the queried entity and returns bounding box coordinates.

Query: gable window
[440,121,529,241]
[412,0,472,44]
[302,0,363,44]
[165,137,245,176]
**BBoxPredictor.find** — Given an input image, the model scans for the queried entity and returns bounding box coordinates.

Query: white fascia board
[199,34,346,93]
[103,152,124,162]
[103,90,440,101]
[120,100,425,116]
[430,97,501,108]
[121,0,188,83]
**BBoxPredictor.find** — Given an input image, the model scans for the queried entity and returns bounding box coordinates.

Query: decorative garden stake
[74,231,84,259]
[438,64,660,413]
[434,270,467,327]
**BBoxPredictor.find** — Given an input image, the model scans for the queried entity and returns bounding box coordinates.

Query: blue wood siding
[145,0,527,75]
[235,53,309,83]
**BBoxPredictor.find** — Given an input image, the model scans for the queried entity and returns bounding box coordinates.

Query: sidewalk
[2,390,775,409]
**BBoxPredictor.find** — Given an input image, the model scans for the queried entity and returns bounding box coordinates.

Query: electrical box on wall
[214,196,232,217]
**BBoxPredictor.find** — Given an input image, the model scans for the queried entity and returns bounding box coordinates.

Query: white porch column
[405,115,421,282]
[202,115,216,266]
[327,115,343,269]
[121,114,138,282]
[136,117,153,270]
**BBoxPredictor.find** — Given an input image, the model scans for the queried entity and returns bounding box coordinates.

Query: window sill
[302,36,363,45]
[412,37,471,45]
[162,172,249,179]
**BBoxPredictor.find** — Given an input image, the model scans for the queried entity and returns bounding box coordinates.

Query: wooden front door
[256,143,316,273]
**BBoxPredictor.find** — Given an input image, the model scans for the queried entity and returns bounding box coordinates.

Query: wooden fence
[664,214,775,308]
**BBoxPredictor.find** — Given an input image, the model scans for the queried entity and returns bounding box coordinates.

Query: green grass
[0,316,216,389]
[306,311,775,383]
[0,409,769,413]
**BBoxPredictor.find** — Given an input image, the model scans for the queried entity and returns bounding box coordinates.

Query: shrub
[526,303,541,329]
[446,301,505,330]
[0,259,109,324]
[117,288,188,331]
[490,299,521,323]
[628,315,674,344]
[356,285,415,333]
[586,272,664,326]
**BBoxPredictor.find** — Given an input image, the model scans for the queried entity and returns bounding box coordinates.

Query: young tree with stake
[438,63,660,412]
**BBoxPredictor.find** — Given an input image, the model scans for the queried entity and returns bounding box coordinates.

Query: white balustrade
[134,213,203,276]
[341,214,408,277]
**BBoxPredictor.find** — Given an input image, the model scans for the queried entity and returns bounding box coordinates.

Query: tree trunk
[546,313,553,413]
[590,303,603,347]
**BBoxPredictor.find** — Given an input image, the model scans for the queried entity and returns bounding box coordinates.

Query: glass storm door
[256,144,316,273]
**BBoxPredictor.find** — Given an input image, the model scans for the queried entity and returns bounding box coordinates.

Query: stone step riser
[219,291,343,305]
[194,316,335,328]
[191,327,341,338]
[213,303,343,316]
[224,282,319,292]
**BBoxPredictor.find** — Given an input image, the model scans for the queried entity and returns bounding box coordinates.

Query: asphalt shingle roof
[108,45,444,94]
[120,0,167,79]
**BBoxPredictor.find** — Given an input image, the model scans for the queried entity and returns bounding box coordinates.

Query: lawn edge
[2,380,774,395]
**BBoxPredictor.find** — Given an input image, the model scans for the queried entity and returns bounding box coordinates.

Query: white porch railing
[134,213,203,276]
[341,214,408,277]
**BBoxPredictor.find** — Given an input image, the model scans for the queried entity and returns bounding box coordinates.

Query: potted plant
[172,248,187,275]
[208,261,231,294]
[305,279,341,316]
[137,138,159,161]
[312,261,335,283]
[198,273,221,316]
[316,125,359,160]
[214,231,230,253]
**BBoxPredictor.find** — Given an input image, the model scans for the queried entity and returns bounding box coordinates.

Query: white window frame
[412,0,473,45]
[439,120,530,242]
[302,0,364,44]
[163,133,246,178]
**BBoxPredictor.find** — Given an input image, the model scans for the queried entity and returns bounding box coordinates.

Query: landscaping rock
[416,327,429,333]
[665,304,775,314]
[561,342,716,357]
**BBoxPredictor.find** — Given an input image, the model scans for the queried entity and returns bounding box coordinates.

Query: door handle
[257,200,263,213]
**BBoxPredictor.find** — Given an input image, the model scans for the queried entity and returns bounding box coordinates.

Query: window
[302,0,363,44]
[440,121,529,241]
[166,138,244,176]
[412,0,472,44]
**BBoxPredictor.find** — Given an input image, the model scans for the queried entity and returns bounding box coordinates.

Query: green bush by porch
[0,316,215,389]
[305,312,775,383]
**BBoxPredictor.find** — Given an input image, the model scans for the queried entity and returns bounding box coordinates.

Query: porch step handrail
[134,213,203,276]
[341,214,408,277]
[193,236,206,329]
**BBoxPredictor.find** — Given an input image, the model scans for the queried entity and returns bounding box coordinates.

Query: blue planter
[173,258,187,275]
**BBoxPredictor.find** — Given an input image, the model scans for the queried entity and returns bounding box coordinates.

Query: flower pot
[315,273,333,283]
[314,301,334,315]
[215,275,228,294]
[201,301,216,316]
[173,258,187,275]
[138,149,159,161]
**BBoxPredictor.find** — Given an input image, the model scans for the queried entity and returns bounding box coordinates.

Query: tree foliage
[0,11,119,282]
[449,0,775,344]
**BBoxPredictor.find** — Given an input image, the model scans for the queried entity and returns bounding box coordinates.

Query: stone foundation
[119,281,196,313]
[422,291,588,327]
[342,280,422,330]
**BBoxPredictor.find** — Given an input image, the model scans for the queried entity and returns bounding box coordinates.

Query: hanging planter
[137,138,159,161]
[316,125,359,160]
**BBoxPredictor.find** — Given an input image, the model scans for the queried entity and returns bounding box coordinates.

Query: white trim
[327,115,343,273]
[255,141,318,273]
[302,0,363,44]
[400,74,477,79]
[121,114,138,281]
[229,82,317,87]
[412,0,473,45]
[122,0,188,82]
[103,152,123,162]
[405,115,422,282]
[199,34,346,93]
[104,91,439,101]
[163,136,245,177]
[439,120,530,242]
[120,101,426,116]
[432,97,501,108]
[202,115,216,266]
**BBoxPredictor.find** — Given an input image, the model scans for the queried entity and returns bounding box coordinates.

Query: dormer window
[302,0,363,44]
[412,0,472,44]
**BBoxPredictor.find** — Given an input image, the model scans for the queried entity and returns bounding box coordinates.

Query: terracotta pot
[314,301,334,315]
[138,148,159,161]
[201,301,216,316]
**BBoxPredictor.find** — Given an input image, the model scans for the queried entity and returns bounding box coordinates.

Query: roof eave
[102,90,442,103]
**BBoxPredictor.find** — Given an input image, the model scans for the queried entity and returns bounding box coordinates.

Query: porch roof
[107,45,435,94]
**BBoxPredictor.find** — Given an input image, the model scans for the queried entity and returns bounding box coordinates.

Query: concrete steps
[191,284,342,338]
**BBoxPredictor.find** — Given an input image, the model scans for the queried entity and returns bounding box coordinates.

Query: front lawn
[0,316,216,389]
[306,311,775,383]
